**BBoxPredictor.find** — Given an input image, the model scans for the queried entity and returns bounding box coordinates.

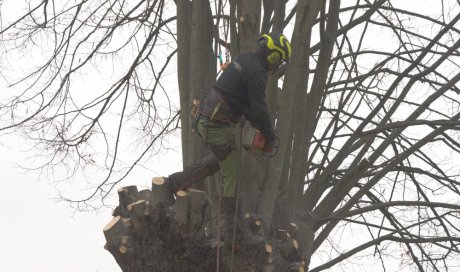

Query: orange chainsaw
[242,127,278,157]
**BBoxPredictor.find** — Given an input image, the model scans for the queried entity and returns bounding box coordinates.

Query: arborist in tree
[165,32,292,245]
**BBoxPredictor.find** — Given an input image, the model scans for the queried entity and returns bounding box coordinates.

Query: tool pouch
[199,88,237,124]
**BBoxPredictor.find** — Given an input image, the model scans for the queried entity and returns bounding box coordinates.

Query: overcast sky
[0,134,122,272]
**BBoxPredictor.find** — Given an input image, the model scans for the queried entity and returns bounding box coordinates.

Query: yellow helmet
[258,32,292,64]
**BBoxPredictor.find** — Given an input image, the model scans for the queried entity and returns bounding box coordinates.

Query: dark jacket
[213,52,276,144]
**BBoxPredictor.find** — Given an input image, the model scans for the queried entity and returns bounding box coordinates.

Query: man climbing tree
[163,32,291,245]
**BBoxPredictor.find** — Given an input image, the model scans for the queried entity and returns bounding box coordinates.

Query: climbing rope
[215,174,223,272]
[229,118,246,272]
[213,2,240,271]
[214,1,224,271]
[216,0,231,75]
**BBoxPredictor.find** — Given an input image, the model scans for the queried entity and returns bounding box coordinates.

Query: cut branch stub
[119,235,133,255]
[280,238,301,262]
[172,190,189,230]
[116,186,139,218]
[244,212,264,231]
[296,223,314,270]
[172,189,211,240]
[276,229,291,240]
[264,243,274,268]
[151,177,175,208]
[138,189,151,201]
[103,184,312,271]
[127,200,151,229]
[187,188,211,237]
[287,222,299,237]
[103,216,133,248]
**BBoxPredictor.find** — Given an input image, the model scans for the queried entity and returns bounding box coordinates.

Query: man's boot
[221,197,264,247]
[166,154,220,193]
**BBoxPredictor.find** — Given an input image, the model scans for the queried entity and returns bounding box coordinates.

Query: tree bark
[235,0,264,215]
[104,184,312,272]
[258,0,324,228]
[176,0,192,166]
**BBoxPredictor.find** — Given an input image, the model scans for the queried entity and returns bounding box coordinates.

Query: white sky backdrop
[0,134,121,272]
[0,0,182,270]
[0,131,183,272]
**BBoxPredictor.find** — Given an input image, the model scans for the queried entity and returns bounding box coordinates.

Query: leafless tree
[2,0,460,271]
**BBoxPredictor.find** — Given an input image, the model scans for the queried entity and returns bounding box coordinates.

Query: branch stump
[104,182,315,271]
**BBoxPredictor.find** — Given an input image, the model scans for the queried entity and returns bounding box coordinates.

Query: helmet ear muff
[259,34,285,64]
[267,49,281,64]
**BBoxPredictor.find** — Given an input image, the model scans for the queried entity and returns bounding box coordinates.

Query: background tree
[2,0,460,271]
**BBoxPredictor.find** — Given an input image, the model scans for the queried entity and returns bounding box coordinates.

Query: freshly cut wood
[104,183,309,271]
[244,212,263,230]
[276,229,291,240]
[299,264,305,272]
[103,216,132,247]
[127,200,150,229]
[117,187,138,217]
[265,243,273,254]
[152,176,167,185]
[280,238,301,262]
[261,244,275,271]
[118,236,132,255]
[176,189,187,197]
[173,190,190,228]
[171,189,211,240]
[151,177,175,208]
[287,222,299,237]
[296,222,314,267]
[119,245,128,254]
[187,188,210,236]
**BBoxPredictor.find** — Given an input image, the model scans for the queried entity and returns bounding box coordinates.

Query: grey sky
[0,134,120,272]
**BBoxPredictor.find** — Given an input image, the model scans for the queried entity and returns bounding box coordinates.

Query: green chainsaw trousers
[197,117,240,197]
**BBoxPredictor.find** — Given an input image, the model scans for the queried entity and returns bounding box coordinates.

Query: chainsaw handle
[262,137,280,157]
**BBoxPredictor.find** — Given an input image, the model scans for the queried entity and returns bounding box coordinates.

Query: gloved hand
[263,137,279,157]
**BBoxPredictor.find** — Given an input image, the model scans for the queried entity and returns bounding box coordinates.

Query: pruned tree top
[2,0,460,271]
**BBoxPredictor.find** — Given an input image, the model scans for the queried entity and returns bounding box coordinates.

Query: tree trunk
[236,0,261,53]
[234,0,264,215]
[258,0,323,228]
[104,181,311,272]
[177,0,192,167]
[186,0,214,171]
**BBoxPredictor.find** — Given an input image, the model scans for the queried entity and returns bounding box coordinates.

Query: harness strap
[197,88,238,125]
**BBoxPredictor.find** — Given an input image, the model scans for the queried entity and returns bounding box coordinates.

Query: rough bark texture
[258,0,324,228]
[177,0,192,167]
[104,181,313,272]
[235,0,264,216]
